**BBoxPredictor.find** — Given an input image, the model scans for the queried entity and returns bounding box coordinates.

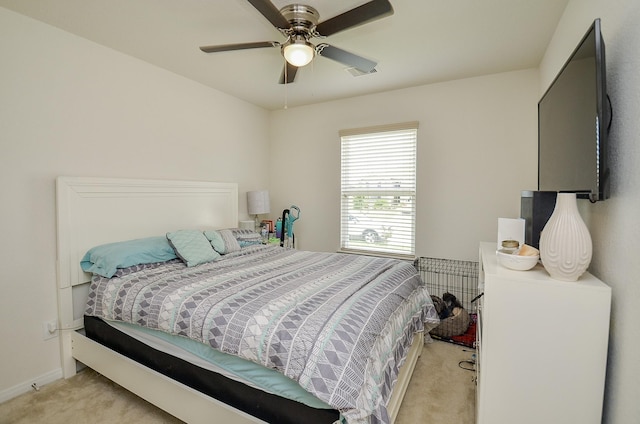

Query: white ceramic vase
[539,193,592,282]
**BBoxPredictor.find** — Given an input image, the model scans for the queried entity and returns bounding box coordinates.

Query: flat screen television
[538,18,610,202]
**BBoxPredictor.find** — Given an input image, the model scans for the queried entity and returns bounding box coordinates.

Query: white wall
[269,69,539,260]
[4,2,636,421]
[0,8,270,399]
[540,1,640,422]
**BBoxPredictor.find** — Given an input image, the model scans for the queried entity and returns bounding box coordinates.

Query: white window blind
[340,122,418,258]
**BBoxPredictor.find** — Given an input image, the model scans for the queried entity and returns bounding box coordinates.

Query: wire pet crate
[414,257,480,348]
[414,257,479,311]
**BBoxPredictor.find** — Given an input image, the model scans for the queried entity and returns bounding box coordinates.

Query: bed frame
[55,176,423,424]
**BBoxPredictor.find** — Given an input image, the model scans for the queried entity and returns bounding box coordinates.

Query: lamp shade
[247,190,270,215]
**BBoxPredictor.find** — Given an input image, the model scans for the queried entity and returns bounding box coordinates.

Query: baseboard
[0,368,63,403]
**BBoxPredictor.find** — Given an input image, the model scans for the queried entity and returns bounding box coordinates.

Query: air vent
[346,67,377,77]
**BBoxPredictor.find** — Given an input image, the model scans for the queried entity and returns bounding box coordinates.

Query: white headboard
[55,177,238,333]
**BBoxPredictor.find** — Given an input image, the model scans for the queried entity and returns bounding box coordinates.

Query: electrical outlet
[42,320,58,340]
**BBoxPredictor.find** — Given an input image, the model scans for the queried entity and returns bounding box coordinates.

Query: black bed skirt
[84,316,340,424]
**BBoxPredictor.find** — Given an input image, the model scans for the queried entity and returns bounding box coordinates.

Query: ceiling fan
[199,0,394,84]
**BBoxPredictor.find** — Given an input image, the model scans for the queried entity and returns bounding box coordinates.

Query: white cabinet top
[479,241,610,291]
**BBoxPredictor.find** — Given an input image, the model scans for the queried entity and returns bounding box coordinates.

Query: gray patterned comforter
[86,245,439,423]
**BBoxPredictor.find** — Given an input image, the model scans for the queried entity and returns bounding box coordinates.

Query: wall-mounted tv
[538,18,610,202]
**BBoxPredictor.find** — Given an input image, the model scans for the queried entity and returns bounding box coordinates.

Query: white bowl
[496,250,539,271]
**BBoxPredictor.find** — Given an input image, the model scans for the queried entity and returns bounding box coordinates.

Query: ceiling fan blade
[247,0,290,29]
[316,44,377,73]
[200,41,279,53]
[279,62,298,84]
[314,0,393,37]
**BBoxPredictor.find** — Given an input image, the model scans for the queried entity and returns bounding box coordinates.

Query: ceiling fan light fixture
[282,37,315,67]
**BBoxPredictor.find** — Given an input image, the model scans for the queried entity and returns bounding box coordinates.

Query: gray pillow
[204,229,241,254]
[233,229,263,247]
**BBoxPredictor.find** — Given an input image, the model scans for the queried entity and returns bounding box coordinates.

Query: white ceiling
[0,0,569,110]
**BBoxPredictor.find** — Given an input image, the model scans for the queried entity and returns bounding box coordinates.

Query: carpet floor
[0,340,475,424]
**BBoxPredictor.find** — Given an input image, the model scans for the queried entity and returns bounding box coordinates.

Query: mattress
[85,245,439,423]
[84,315,341,424]
[102,317,335,409]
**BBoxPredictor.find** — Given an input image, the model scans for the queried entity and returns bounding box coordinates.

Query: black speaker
[520,191,557,249]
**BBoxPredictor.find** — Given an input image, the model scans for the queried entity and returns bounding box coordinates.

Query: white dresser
[476,242,611,424]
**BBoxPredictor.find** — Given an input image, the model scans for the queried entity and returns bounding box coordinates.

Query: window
[340,122,418,258]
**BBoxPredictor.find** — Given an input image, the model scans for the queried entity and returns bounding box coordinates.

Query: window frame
[339,122,418,259]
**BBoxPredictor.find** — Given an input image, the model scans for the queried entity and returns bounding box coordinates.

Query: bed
[55,176,439,424]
